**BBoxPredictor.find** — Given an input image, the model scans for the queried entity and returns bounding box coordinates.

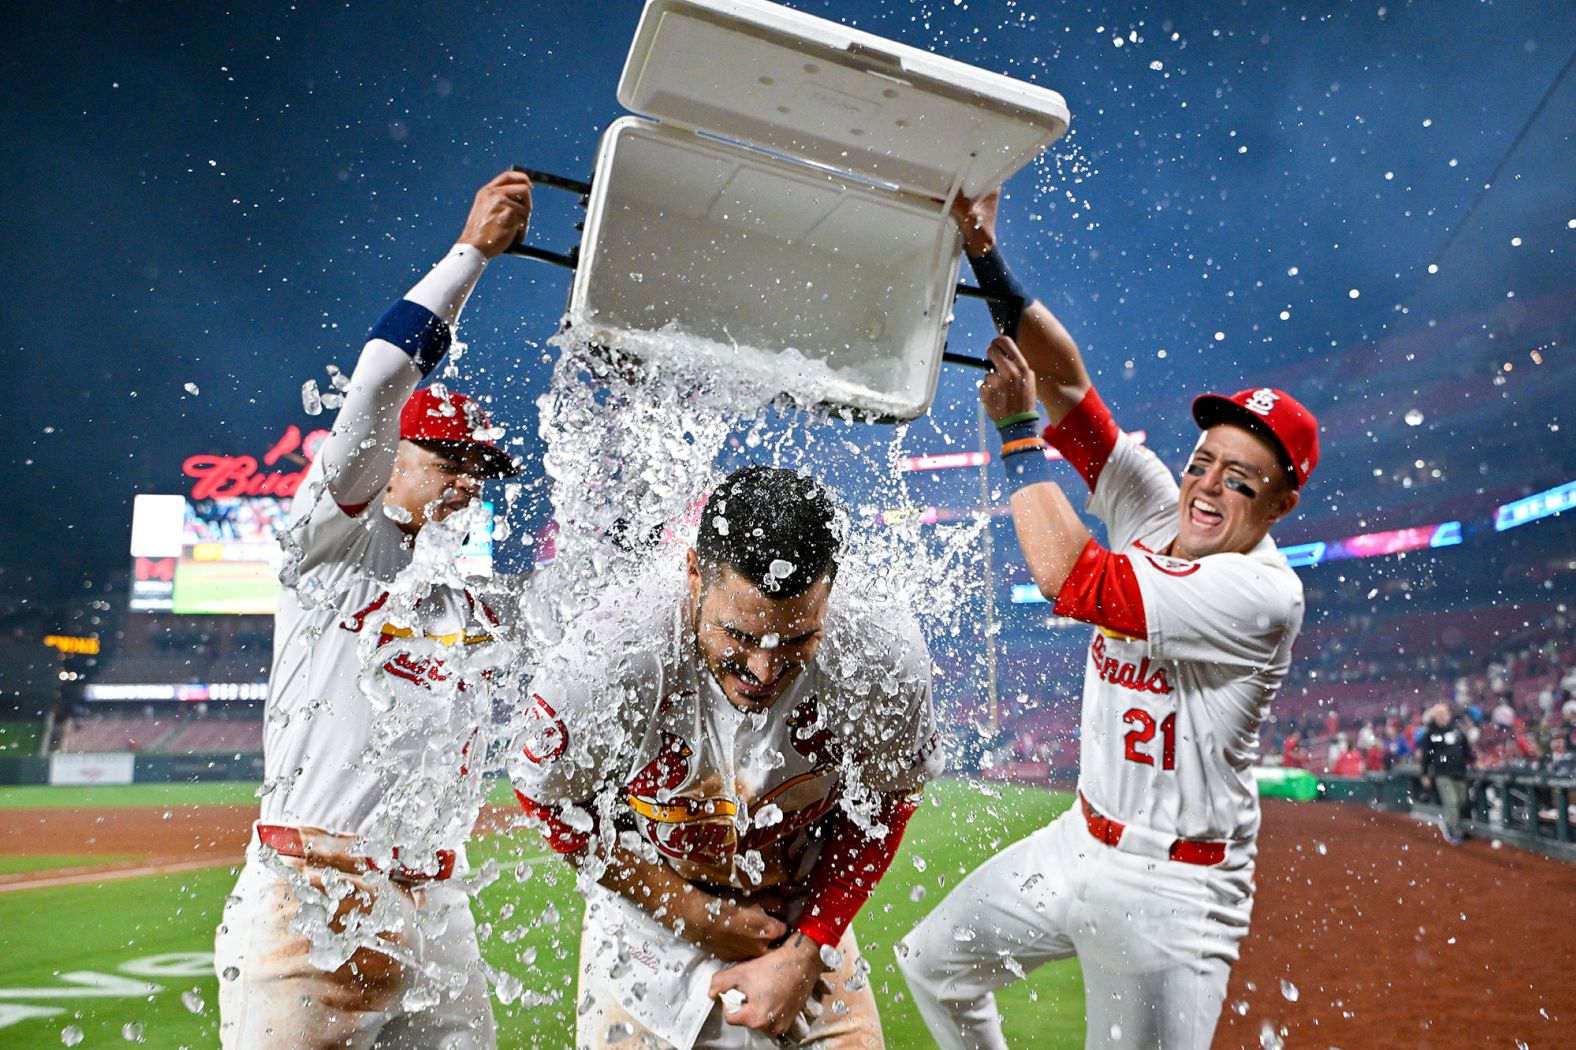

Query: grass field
[0,854,135,875]
[0,781,264,809]
[0,779,1085,1047]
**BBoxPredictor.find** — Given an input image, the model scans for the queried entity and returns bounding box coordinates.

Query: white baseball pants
[215,853,496,1049]
[897,810,1252,1050]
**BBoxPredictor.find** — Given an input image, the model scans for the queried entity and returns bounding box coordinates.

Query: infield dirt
[3,791,1569,1047]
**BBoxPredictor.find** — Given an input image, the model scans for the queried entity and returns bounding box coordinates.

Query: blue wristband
[967,248,1030,340]
[370,299,451,377]
[996,419,1055,493]
[995,419,1041,447]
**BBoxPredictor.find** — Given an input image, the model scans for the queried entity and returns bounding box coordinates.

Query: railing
[1382,764,1576,861]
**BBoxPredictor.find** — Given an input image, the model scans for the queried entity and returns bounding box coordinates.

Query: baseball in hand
[720,988,747,1014]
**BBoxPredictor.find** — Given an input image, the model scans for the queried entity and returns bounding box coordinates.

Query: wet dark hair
[695,466,841,599]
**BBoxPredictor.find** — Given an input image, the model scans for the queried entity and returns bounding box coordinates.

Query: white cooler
[529,0,1069,421]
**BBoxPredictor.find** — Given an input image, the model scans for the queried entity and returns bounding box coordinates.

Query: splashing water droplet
[61,1027,85,1047]
[181,987,206,1014]
[302,379,323,415]
[1280,979,1299,1002]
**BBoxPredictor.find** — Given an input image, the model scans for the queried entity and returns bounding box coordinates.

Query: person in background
[1419,702,1473,845]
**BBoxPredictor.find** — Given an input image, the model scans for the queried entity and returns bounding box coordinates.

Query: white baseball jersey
[901,386,1307,1050]
[509,569,940,1049]
[1071,430,1304,851]
[259,243,505,858]
[261,456,507,857]
[220,244,505,1050]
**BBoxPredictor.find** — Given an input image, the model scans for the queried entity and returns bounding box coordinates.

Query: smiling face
[385,440,490,534]
[687,551,832,712]
[1172,424,1300,561]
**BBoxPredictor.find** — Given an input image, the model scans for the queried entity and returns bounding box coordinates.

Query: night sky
[4,0,1573,617]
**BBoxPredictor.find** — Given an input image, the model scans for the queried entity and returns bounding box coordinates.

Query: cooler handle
[503,165,591,271]
[943,284,1019,370]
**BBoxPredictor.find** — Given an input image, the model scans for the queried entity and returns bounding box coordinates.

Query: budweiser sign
[182,426,329,500]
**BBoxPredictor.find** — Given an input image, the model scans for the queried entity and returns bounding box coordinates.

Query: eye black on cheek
[1224,477,1258,498]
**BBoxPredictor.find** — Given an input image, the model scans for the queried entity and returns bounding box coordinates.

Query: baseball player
[897,189,1320,1049]
[508,465,942,1050]
[214,170,531,1049]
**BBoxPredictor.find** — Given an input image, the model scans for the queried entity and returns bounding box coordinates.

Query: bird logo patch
[519,694,568,763]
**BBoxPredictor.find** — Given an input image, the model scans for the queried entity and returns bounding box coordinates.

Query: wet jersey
[259,244,509,858]
[508,570,940,1049]
[1049,392,1304,849]
[510,571,940,887]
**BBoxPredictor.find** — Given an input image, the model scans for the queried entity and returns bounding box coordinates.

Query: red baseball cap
[1191,387,1319,488]
[399,387,520,480]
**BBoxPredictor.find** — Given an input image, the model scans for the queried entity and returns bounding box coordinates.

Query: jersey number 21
[1123,709,1176,770]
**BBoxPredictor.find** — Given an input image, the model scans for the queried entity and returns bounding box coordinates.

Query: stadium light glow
[84,682,270,702]
[1495,479,1576,531]
[1281,521,1462,569]
[898,431,1146,472]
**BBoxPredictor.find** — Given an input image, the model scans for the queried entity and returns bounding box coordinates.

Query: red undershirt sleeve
[1052,538,1149,639]
[1044,387,1122,490]
[514,790,595,854]
[796,792,918,949]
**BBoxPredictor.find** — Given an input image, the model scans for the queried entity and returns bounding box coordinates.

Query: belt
[256,824,457,882]
[1078,793,1226,867]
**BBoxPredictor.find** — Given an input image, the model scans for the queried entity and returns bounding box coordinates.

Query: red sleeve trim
[796,792,918,949]
[336,500,370,517]
[1052,538,1148,639]
[1043,387,1121,490]
[514,789,593,854]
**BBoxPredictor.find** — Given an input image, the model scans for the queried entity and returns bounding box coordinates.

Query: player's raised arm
[316,170,532,512]
[953,189,1090,425]
[978,335,1098,602]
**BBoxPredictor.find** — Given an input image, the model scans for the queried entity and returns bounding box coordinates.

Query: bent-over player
[898,190,1320,1049]
[509,465,941,1050]
[215,171,532,1049]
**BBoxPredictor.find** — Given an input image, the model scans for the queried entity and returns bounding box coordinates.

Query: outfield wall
[1321,765,1576,862]
[0,751,264,785]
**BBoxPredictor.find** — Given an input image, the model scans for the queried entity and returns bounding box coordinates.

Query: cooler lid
[618,0,1069,199]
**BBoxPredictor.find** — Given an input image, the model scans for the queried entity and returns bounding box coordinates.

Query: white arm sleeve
[318,245,489,510]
